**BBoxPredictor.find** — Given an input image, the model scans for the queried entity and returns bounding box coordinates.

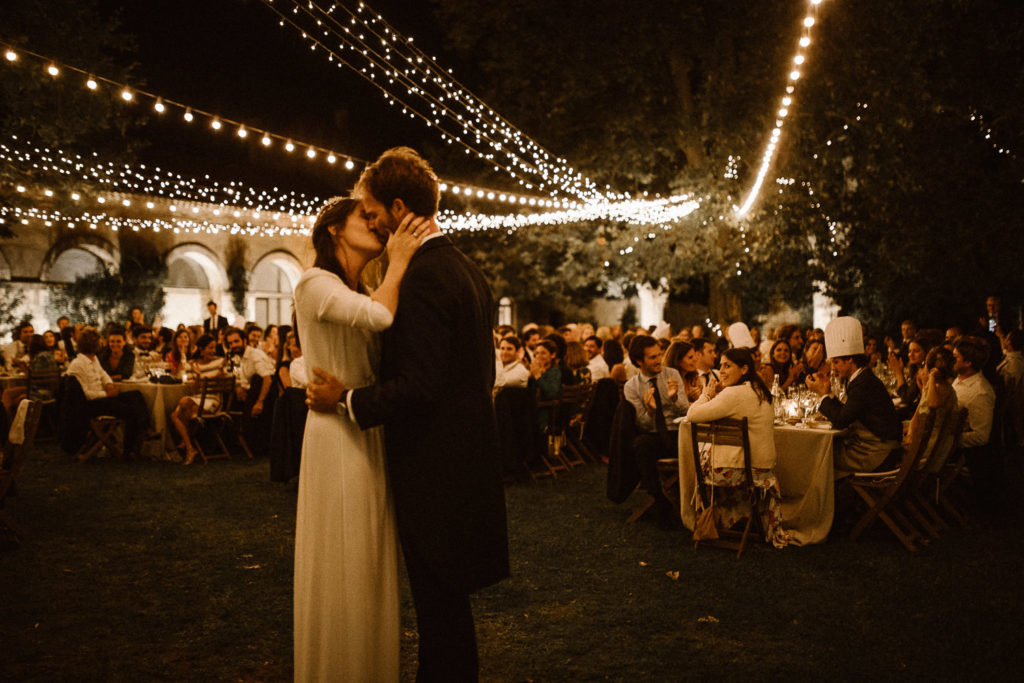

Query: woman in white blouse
[686,347,789,548]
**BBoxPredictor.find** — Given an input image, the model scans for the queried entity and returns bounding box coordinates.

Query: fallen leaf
[638,561,648,567]
[698,615,719,623]
[665,571,679,581]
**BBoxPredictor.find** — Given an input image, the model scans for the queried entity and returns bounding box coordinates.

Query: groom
[306,147,509,681]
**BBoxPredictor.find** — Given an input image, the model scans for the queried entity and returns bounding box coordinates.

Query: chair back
[2,400,43,477]
[196,376,236,418]
[924,407,969,474]
[554,383,594,434]
[26,368,60,403]
[58,375,90,454]
[689,417,752,506]
[890,409,938,484]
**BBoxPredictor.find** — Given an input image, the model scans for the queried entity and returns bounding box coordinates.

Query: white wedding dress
[293,267,399,682]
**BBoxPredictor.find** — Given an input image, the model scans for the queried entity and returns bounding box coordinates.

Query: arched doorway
[249,250,302,327]
[40,237,118,283]
[163,244,231,326]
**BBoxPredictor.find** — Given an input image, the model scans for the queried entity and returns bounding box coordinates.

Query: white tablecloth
[677,422,842,545]
[116,380,188,456]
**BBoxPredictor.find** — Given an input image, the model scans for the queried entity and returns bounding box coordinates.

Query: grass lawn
[2,443,1023,681]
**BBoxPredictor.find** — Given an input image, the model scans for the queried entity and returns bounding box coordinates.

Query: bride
[293,195,427,681]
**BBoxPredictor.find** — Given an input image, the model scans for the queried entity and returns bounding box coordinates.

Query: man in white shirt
[692,337,719,388]
[584,335,610,381]
[66,327,151,458]
[3,322,34,372]
[953,335,999,512]
[624,335,689,527]
[494,336,529,392]
[225,327,276,457]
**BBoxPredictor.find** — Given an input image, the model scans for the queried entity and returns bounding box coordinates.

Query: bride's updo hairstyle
[311,195,360,283]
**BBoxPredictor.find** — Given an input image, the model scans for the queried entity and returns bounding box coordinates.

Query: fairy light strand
[735,0,826,217]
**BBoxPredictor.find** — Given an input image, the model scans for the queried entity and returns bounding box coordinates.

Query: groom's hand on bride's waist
[306,367,347,413]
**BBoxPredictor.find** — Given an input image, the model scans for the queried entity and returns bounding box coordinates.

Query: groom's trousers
[402,539,478,682]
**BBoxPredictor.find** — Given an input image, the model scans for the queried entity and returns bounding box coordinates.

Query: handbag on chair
[692,426,719,541]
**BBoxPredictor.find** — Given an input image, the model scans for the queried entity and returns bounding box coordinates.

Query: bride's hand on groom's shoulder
[387,214,431,264]
[306,367,347,413]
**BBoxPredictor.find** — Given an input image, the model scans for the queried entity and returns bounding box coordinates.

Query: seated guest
[602,339,628,384]
[776,323,805,364]
[953,335,999,511]
[624,335,690,527]
[224,326,275,455]
[494,336,530,394]
[66,327,152,458]
[98,326,135,381]
[1,334,60,420]
[584,335,610,381]
[686,347,789,548]
[800,338,826,384]
[152,327,174,357]
[692,338,719,388]
[58,325,78,362]
[262,324,280,362]
[864,335,884,368]
[620,331,640,380]
[277,330,304,390]
[562,341,592,386]
[999,330,1024,457]
[529,339,562,433]
[131,324,161,375]
[245,324,263,349]
[767,339,803,393]
[521,327,541,364]
[888,334,932,414]
[42,330,67,366]
[806,316,902,478]
[904,347,958,466]
[3,322,33,373]
[169,334,227,464]
[944,326,963,349]
[664,340,702,402]
[165,328,195,378]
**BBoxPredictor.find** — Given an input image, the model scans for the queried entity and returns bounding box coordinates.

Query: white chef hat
[824,316,864,359]
[727,322,755,349]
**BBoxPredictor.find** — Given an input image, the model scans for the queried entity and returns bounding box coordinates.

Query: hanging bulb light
[154,98,165,113]
[86,75,98,90]
[183,108,194,122]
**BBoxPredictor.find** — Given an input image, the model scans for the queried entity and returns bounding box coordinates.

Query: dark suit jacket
[203,315,228,333]
[350,236,509,594]
[819,368,902,442]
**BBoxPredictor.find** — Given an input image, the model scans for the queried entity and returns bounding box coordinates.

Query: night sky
[107,0,481,197]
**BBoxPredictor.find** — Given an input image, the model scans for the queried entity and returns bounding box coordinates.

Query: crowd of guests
[0,300,307,463]
[491,296,1023,538]
[5,294,1022,535]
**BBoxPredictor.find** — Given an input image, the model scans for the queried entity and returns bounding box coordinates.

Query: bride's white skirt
[294,411,399,683]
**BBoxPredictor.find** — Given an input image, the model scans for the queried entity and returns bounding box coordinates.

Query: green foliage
[0,284,22,333]
[225,238,249,316]
[47,254,166,328]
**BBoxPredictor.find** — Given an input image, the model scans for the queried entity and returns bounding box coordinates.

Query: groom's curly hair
[355,147,440,217]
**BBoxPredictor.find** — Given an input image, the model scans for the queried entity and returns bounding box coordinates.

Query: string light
[258,0,613,203]
[0,39,589,210]
[735,0,827,217]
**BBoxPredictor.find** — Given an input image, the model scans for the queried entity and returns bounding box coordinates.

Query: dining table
[115,379,189,458]
[676,419,844,545]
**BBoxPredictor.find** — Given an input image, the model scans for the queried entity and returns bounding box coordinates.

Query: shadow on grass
[3,445,1024,681]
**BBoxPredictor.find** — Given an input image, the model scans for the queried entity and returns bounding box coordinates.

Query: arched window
[498,297,513,326]
[46,248,105,283]
[166,258,210,289]
[250,253,299,327]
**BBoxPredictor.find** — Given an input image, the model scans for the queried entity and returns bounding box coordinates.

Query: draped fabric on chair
[1,400,43,541]
[582,378,620,460]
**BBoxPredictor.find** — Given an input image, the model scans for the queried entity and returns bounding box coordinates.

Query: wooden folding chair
[192,376,238,464]
[25,369,60,442]
[77,416,125,462]
[932,408,972,526]
[847,410,938,552]
[903,407,969,537]
[1,400,43,541]
[554,383,597,468]
[690,417,759,558]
